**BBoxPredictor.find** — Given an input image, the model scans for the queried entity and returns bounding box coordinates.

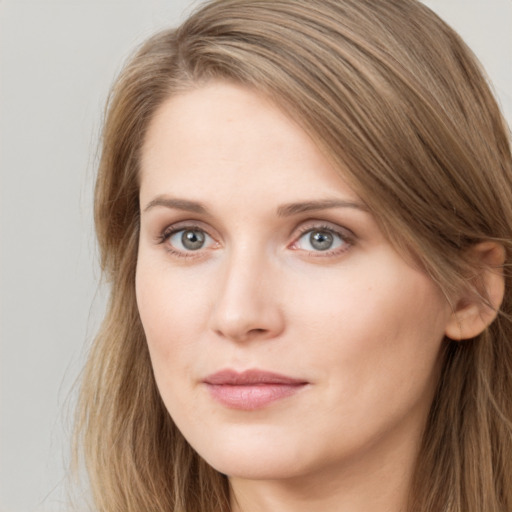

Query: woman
[74,0,512,510]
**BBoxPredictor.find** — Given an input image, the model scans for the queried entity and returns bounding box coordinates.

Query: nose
[209,248,285,343]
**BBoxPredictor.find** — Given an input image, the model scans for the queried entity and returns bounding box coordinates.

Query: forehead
[139,81,361,208]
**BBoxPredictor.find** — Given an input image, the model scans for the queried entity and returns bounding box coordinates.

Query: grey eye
[168,229,210,251]
[309,231,334,251]
[181,230,205,250]
[295,228,346,252]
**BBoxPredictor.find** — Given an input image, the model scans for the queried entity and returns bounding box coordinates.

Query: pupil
[310,231,333,251]
[182,230,205,250]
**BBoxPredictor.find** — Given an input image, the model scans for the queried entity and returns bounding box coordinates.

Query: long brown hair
[74,1,512,510]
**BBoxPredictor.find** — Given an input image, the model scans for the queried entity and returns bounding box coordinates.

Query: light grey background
[0,1,510,511]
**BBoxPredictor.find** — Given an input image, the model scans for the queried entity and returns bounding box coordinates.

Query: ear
[445,241,506,341]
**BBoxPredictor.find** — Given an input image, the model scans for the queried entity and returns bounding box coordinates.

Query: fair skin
[135,81,482,512]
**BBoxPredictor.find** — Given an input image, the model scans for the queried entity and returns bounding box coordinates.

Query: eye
[164,227,215,253]
[293,226,350,253]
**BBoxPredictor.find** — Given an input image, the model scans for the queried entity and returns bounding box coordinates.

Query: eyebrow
[143,196,368,216]
[276,199,368,217]
[143,197,208,214]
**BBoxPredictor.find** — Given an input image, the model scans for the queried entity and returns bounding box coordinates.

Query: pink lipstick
[203,369,308,410]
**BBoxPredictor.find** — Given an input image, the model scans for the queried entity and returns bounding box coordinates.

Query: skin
[136,81,457,512]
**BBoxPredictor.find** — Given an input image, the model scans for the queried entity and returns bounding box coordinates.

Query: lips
[203,369,308,410]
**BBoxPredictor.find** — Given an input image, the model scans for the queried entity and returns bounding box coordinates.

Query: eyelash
[156,222,354,259]
[291,223,354,257]
[157,223,215,259]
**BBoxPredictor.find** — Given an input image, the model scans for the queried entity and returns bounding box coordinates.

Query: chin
[204,451,306,481]
[187,426,320,481]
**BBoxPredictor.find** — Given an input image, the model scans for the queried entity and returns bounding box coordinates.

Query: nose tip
[212,312,281,343]
[209,261,284,343]
[214,298,283,342]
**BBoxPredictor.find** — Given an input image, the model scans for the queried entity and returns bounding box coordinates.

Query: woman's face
[136,81,454,483]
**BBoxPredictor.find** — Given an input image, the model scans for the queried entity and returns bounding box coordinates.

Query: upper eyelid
[154,224,201,247]
[160,220,217,238]
[292,219,355,239]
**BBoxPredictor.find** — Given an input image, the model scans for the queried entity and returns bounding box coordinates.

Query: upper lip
[203,369,308,385]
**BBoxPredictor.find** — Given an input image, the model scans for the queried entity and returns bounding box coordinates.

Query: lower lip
[205,383,306,410]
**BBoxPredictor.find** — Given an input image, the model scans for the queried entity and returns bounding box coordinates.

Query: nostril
[249,328,268,336]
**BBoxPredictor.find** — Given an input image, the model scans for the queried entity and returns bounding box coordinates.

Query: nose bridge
[210,241,283,342]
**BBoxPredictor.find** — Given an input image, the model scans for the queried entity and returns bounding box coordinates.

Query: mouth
[203,369,309,410]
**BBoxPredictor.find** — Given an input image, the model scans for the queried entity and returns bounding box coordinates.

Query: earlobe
[445,242,506,341]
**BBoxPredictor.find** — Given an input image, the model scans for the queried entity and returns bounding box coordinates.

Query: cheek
[136,258,209,337]
[295,252,449,344]
[135,263,204,418]
[291,256,450,392]
[287,266,449,453]
[135,262,202,385]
